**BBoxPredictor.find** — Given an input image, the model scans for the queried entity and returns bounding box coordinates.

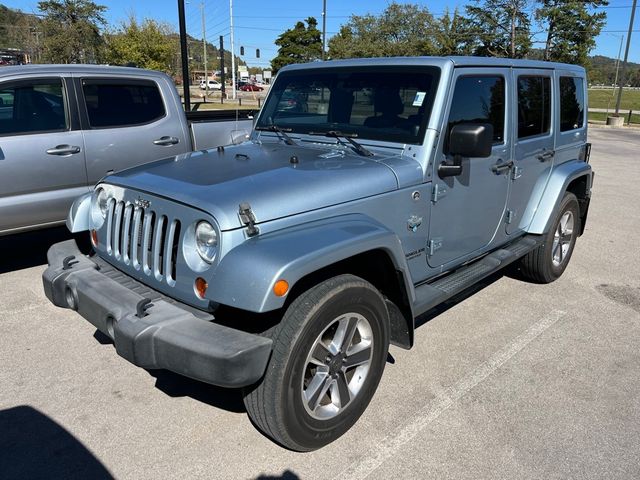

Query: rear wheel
[243,274,390,451]
[518,192,580,283]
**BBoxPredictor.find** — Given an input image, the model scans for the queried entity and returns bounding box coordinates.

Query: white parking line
[340,309,567,480]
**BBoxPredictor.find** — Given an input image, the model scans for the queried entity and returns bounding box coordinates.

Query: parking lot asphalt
[1,128,639,480]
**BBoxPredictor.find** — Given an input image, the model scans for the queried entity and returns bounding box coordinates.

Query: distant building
[0,48,31,66]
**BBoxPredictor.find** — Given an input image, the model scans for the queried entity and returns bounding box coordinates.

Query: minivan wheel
[518,192,580,283]
[243,274,390,451]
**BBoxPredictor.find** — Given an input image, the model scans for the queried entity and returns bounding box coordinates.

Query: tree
[271,17,322,71]
[536,0,608,65]
[328,3,437,59]
[104,17,178,74]
[465,0,532,58]
[431,8,476,56]
[0,6,42,61]
[38,0,106,63]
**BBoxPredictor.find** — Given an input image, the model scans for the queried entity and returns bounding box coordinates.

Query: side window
[447,75,505,144]
[559,77,585,132]
[517,76,551,139]
[82,80,165,128]
[0,79,68,136]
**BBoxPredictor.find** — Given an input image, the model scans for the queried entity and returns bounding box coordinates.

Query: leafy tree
[535,0,608,65]
[104,17,178,74]
[0,6,42,61]
[465,0,532,58]
[431,8,476,56]
[271,17,322,71]
[38,0,107,63]
[328,3,437,59]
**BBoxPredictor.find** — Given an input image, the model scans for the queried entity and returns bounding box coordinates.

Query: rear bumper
[42,240,272,388]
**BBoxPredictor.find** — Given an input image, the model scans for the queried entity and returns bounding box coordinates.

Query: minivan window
[447,75,505,144]
[560,76,585,132]
[82,80,165,128]
[0,79,67,136]
[518,76,551,139]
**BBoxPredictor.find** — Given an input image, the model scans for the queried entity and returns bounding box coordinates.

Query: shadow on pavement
[0,227,90,274]
[0,405,113,480]
[148,369,247,413]
[415,271,506,329]
[255,471,301,480]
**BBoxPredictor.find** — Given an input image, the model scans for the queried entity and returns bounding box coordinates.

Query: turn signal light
[90,229,98,247]
[273,279,289,297]
[195,277,208,299]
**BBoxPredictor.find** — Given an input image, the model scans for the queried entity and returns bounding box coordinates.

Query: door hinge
[431,184,447,203]
[238,202,259,237]
[428,238,443,256]
[505,209,515,224]
[512,166,523,180]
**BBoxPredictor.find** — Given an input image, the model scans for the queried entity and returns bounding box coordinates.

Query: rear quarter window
[82,80,165,128]
[559,76,585,132]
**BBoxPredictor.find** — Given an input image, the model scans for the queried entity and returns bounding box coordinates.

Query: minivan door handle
[46,144,81,156]
[491,159,514,174]
[153,136,179,146]
[537,150,555,161]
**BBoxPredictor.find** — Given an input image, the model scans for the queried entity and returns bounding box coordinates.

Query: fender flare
[66,192,92,233]
[208,214,415,313]
[524,160,592,235]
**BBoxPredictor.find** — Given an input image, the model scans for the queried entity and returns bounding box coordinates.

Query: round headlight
[195,221,218,263]
[91,187,110,227]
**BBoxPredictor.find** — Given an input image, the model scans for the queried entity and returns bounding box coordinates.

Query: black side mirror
[439,123,494,178]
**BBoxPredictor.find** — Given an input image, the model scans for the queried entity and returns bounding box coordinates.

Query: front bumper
[42,240,272,388]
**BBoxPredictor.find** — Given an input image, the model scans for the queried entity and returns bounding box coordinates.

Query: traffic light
[256,49,260,58]
[240,46,245,55]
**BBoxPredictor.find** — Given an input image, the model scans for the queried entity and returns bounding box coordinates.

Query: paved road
[1,128,639,480]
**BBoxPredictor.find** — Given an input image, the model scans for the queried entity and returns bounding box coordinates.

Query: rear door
[506,69,555,234]
[0,75,87,233]
[428,68,512,267]
[76,76,189,184]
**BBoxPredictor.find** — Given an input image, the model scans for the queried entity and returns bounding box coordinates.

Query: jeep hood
[106,142,421,231]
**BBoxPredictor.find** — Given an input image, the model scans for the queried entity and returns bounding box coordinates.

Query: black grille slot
[170,220,181,284]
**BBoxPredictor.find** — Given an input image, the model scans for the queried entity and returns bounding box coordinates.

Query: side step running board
[413,235,542,317]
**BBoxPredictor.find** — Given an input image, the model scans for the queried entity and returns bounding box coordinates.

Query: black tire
[243,274,390,451]
[518,192,580,283]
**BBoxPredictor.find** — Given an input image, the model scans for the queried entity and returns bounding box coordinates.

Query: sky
[3,0,639,67]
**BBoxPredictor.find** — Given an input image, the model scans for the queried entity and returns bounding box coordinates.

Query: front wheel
[518,192,580,283]
[243,274,390,451]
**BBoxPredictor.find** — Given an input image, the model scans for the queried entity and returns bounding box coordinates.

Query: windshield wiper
[308,130,374,157]
[255,124,297,146]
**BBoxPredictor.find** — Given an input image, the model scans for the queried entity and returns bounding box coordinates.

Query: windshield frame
[255,65,441,146]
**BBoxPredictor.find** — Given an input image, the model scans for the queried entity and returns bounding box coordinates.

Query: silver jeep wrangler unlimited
[43,57,593,451]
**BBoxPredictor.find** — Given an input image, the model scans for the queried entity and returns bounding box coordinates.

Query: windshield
[256,66,440,145]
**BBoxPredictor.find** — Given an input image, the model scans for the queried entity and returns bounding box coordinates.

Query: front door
[428,69,512,268]
[506,69,555,235]
[0,76,87,233]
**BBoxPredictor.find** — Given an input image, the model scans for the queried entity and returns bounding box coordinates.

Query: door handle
[46,144,81,156]
[537,150,555,161]
[153,136,179,146]
[491,159,514,174]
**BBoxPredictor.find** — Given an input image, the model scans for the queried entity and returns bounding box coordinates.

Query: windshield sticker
[412,92,427,107]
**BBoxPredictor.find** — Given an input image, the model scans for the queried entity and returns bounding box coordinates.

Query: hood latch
[239,202,259,237]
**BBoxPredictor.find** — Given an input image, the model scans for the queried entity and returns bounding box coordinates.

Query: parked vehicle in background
[43,57,593,451]
[240,84,264,92]
[0,65,255,236]
[199,79,222,90]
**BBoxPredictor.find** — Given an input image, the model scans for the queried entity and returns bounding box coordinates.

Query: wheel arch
[208,214,416,348]
[525,160,592,235]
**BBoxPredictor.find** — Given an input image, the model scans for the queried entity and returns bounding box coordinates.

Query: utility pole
[615,0,637,115]
[201,2,208,97]
[230,0,237,99]
[322,0,327,60]
[219,35,226,97]
[178,0,191,111]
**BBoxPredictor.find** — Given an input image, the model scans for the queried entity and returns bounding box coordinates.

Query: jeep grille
[105,199,181,286]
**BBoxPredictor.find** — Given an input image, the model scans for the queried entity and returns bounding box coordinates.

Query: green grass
[588,88,640,111]
[588,111,640,124]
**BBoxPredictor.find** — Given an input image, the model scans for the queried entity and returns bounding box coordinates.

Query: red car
[240,84,264,92]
